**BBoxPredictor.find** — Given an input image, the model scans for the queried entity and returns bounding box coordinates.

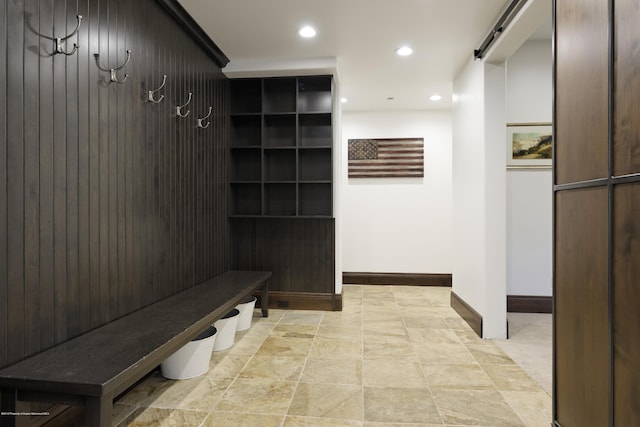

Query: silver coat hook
[196,107,212,128]
[148,74,167,103]
[176,92,192,117]
[94,49,132,84]
[55,14,83,55]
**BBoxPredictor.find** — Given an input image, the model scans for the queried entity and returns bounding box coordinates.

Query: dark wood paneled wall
[0,0,230,369]
[231,218,335,295]
[554,0,640,425]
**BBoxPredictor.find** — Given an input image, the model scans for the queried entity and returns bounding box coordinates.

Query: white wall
[506,40,553,296]
[452,57,507,339]
[340,111,452,275]
[452,61,486,319]
[506,40,552,122]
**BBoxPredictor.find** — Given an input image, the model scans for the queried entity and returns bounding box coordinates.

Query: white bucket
[213,309,240,351]
[235,296,257,331]
[161,326,217,380]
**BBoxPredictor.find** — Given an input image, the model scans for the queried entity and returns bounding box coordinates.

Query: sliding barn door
[553,0,640,425]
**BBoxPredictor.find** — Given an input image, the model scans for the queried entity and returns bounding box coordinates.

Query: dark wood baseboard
[450,291,483,338]
[343,272,452,287]
[260,291,342,311]
[507,295,552,313]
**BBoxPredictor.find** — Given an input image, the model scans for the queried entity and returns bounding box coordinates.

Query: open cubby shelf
[299,148,332,181]
[230,79,262,114]
[264,183,297,216]
[231,148,261,181]
[230,183,262,216]
[264,114,296,147]
[230,115,261,147]
[298,76,332,113]
[299,183,332,216]
[299,113,332,147]
[229,75,334,218]
[264,78,297,113]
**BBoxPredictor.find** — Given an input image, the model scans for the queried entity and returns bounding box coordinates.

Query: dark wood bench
[0,270,271,427]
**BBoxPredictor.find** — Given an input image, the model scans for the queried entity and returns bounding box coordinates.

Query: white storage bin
[213,309,240,351]
[235,296,257,331]
[161,326,216,380]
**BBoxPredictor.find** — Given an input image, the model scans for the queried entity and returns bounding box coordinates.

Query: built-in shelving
[229,75,333,217]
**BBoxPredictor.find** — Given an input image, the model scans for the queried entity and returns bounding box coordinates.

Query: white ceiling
[177,0,549,111]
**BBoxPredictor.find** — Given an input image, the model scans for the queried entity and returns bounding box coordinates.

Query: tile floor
[112,285,552,426]
[495,313,552,396]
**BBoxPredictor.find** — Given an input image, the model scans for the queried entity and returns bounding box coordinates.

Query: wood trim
[342,272,452,287]
[507,295,553,313]
[156,0,230,67]
[259,291,342,311]
[450,291,483,338]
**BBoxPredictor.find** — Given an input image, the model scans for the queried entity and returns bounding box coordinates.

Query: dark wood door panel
[555,187,609,427]
[613,183,640,426]
[555,0,609,185]
[613,0,640,176]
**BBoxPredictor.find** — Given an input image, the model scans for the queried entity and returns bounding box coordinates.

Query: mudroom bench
[0,270,271,427]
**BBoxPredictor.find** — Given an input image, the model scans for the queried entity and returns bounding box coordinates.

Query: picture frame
[506,123,552,169]
[348,137,424,178]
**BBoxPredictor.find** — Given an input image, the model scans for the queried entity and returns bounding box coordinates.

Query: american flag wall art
[348,138,424,178]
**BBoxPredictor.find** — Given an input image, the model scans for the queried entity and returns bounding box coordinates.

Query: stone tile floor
[113,285,552,426]
[495,313,552,396]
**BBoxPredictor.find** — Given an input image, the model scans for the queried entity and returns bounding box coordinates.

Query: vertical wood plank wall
[0,0,230,369]
[231,218,336,295]
[554,0,640,425]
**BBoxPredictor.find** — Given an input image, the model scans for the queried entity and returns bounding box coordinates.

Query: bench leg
[0,388,30,427]
[85,395,111,427]
[261,280,269,317]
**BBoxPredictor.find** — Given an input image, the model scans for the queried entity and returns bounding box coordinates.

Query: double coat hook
[54,14,83,55]
[94,49,132,83]
[196,107,212,129]
[148,75,167,103]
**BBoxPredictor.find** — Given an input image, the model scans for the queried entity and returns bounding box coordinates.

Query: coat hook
[196,107,212,128]
[94,49,132,84]
[176,92,192,117]
[148,74,167,103]
[54,14,83,55]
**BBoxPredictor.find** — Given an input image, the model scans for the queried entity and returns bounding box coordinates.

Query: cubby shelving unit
[229,75,333,218]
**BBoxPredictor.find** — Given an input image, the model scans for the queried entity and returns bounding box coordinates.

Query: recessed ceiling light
[429,94,442,101]
[387,97,395,101]
[298,26,316,38]
[395,46,413,56]
[340,97,348,103]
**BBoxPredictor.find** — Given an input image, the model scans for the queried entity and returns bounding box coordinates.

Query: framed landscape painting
[506,123,552,168]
